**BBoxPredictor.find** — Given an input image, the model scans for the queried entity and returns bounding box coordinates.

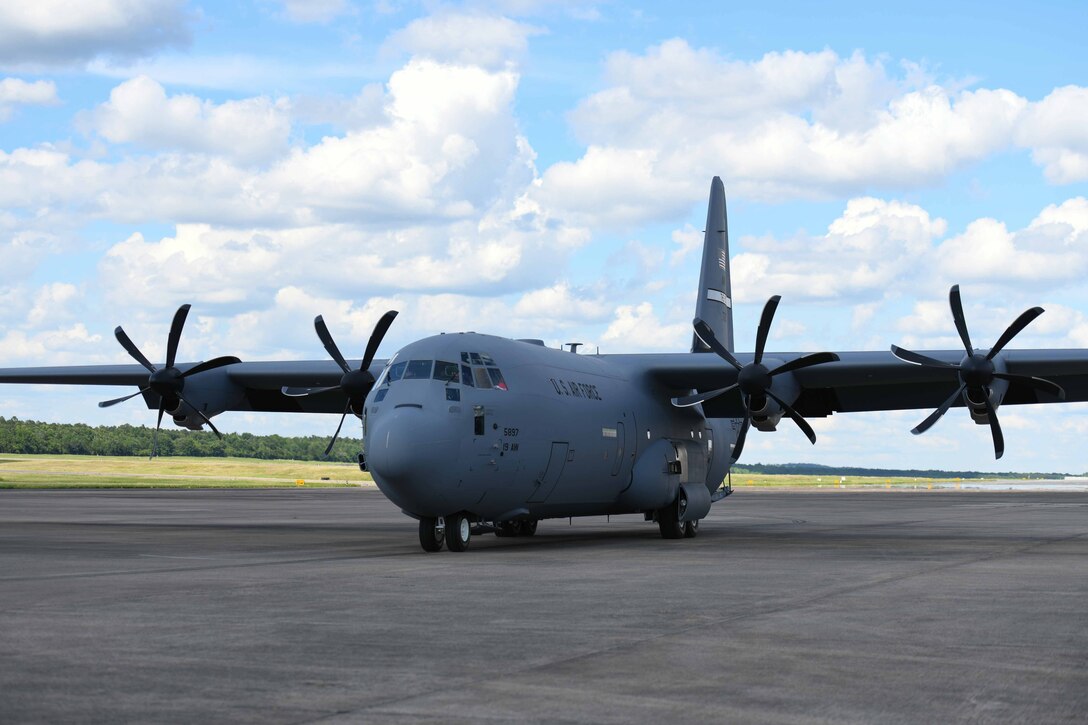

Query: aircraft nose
[367,405,458,515]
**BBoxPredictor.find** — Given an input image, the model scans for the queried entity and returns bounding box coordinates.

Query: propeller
[673,296,840,462]
[100,304,241,458]
[284,310,398,456]
[891,285,1064,459]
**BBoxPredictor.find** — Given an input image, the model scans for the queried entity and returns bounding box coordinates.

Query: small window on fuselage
[403,360,433,379]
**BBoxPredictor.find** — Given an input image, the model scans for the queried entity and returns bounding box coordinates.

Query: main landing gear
[418,515,539,552]
[657,490,699,540]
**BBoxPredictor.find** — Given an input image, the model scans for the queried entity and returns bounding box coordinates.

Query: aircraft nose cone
[367,405,458,516]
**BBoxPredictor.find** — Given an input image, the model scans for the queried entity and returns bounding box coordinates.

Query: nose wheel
[419,516,446,552]
[446,513,471,552]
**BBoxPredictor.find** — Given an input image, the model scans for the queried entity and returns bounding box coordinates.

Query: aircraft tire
[658,492,686,539]
[683,520,699,538]
[446,514,471,552]
[522,520,538,536]
[419,517,445,552]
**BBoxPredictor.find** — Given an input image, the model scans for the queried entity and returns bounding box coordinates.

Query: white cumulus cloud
[86,76,293,164]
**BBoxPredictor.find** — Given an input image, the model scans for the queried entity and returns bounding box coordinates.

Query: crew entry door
[528,442,568,503]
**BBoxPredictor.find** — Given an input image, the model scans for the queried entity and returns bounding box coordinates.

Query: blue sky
[1,0,1087,472]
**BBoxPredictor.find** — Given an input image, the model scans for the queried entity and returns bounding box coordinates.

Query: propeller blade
[361,310,398,371]
[982,395,1005,459]
[693,318,743,371]
[767,390,817,445]
[324,403,351,457]
[672,383,739,408]
[987,307,1044,360]
[992,372,1066,401]
[151,404,165,460]
[912,383,967,435]
[114,326,156,373]
[98,388,148,408]
[177,393,223,439]
[314,315,352,375]
[770,351,840,377]
[281,385,341,397]
[731,412,751,463]
[890,345,959,369]
[180,356,242,379]
[165,304,191,369]
[949,285,973,355]
[753,295,781,364]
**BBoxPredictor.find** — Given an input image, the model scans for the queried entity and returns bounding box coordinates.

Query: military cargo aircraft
[3,178,1087,552]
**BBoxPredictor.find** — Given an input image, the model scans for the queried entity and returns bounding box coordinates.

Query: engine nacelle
[158,367,245,431]
[749,359,801,432]
[966,372,1009,425]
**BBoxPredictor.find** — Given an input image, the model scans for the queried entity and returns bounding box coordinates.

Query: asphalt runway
[2,489,1086,724]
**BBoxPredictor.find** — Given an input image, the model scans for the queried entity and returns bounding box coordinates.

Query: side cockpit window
[487,368,508,391]
[459,351,508,391]
[386,361,406,384]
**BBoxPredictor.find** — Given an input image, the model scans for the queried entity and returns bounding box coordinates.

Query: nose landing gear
[446,513,472,552]
[419,516,446,552]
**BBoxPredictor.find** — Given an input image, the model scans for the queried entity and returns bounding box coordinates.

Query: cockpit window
[487,367,508,391]
[473,367,492,389]
[404,360,433,380]
[480,353,495,366]
[433,361,460,383]
[461,364,474,387]
[386,361,406,383]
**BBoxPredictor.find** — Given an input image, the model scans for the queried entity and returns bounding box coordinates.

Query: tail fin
[691,176,735,353]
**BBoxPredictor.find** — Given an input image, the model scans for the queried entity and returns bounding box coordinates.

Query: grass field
[0,454,371,488]
[0,454,1003,490]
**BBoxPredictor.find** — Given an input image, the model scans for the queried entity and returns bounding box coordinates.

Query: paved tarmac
[1,488,1086,724]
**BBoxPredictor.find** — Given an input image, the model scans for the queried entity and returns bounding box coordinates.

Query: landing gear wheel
[522,520,538,537]
[419,516,445,552]
[446,513,471,552]
[658,490,686,539]
[683,519,699,538]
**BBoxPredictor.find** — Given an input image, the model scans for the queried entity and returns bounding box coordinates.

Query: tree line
[0,417,361,462]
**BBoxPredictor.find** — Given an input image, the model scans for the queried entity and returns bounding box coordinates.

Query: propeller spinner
[99,304,240,457]
[673,296,839,462]
[891,285,1065,459]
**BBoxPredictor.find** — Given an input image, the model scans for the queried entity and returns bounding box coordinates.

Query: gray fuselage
[364,332,735,522]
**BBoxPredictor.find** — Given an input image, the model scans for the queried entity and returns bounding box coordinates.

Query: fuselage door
[528,441,569,503]
[610,422,626,476]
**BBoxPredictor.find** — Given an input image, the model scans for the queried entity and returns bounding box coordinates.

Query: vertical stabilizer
[691,177,735,353]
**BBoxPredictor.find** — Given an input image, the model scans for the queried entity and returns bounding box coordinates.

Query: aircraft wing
[639,349,1088,418]
[0,359,382,415]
